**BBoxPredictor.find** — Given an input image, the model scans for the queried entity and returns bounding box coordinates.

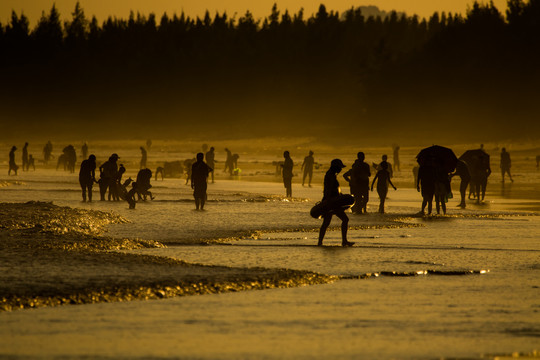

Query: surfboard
[310,194,355,219]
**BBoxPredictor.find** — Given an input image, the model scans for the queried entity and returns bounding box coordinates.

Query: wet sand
[0,202,336,311]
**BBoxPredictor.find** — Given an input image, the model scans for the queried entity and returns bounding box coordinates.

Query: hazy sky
[1,0,508,25]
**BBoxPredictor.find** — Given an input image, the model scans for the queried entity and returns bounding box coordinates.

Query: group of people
[78,153,153,208]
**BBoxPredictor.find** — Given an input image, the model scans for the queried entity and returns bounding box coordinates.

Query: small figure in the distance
[392,144,400,172]
[282,151,294,198]
[82,142,88,160]
[22,142,29,172]
[371,162,396,214]
[318,159,354,247]
[27,155,35,171]
[140,146,147,169]
[301,150,315,187]
[500,147,513,183]
[8,146,18,176]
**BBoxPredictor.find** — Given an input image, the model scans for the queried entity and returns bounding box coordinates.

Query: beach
[0,140,539,359]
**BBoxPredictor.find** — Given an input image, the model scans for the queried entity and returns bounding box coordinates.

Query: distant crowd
[5,140,530,223]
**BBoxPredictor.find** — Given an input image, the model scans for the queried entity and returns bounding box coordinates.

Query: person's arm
[388,177,397,190]
[416,169,421,191]
[371,173,378,191]
[343,170,351,182]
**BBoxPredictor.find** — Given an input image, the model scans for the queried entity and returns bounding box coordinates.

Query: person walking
[318,159,354,247]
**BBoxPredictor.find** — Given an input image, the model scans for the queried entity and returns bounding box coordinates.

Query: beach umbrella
[459,149,490,170]
[416,145,458,173]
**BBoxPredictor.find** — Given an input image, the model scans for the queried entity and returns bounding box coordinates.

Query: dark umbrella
[416,145,458,173]
[459,149,490,170]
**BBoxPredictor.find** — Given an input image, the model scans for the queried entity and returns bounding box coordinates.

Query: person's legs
[427,193,433,214]
[195,197,200,210]
[459,179,468,207]
[87,184,93,202]
[335,210,353,246]
[435,195,441,214]
[318,214,332,246]
[80,182,87,202]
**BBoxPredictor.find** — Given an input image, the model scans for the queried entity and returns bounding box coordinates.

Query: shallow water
[0,163,539,359]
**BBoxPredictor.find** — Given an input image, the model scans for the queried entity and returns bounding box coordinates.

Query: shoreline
[0,201,337,311]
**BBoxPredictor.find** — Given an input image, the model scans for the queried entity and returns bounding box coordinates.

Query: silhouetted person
[140,146,147,169]
[63,145,77,173]
[282,151,294,197]
[205,147,216,183]
[81,142,88,160]
[451,160,471,208]
[224,148,234,175]
[371,161,396,214]
[126,182,138,209]
[79,154,97,202]
[136,168,154,200]
[417,160,436,215]
[301,150,315,187]
[374,154,393,180]
[318,159,354,247]
[191,152,213,210]
[113,164,126,201]
[43,141,53,165]
[500,147,513,183]
[8,146,18,176]
[184,158,196,185]
[392,144,400,172]
[27,155,35,171]
[343,152,370,214]
[470,155,491,204]
[22,142,29,171]
[99,153,119,201]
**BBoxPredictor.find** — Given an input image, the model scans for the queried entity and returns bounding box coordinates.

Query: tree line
[0,1,539,141]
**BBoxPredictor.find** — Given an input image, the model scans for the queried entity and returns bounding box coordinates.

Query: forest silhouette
[1,1,539,143]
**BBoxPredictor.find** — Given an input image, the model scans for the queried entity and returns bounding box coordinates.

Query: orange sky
[1,0,509,25]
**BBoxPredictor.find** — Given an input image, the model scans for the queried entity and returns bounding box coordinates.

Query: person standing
[451,159,471,208]
[43,141,53,165]
[22,142,29,171]
[191,152,213,210]
[79,155,97,202]
[140,146,147,169]
[8,146,18,176]
[371,162,396,214]
[205,147,216,183]
[99,153,120,201]
[343,152,371,214]
[301,150,315,187]
[318,159,354,247]
[282,151,294,198]
[500,147,513,183]
[224,148,234,175]
[82,142,88,160]
[392,144,400,172]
